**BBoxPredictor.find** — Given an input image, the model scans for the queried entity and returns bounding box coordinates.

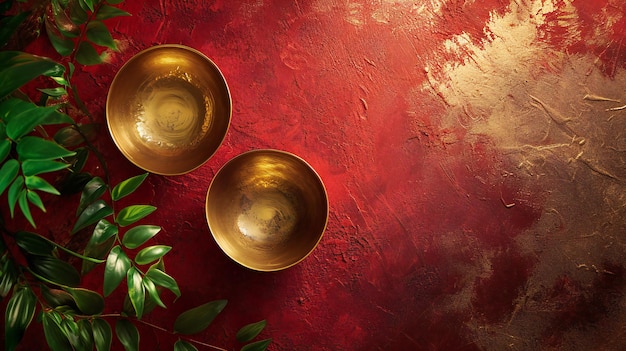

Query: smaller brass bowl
[106,44,231,175]
[206,150,328,271]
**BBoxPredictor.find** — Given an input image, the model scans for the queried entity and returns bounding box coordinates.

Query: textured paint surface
[4,0,626,350]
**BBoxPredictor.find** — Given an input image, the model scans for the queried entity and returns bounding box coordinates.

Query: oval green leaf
[173,300,228,335]
[96,5,131,20]
[17,191,35,227]
[103,245,131,296]
[0,139,11,163]
[27,190,46,212]
[45,19,74,57]
[115,319,139,351]
[86,20,117,50]
[22,160,70,177]
[91,219,119,245]
[41,286,77,309]
[127,267,145,319]
[65,287,105,316]
[92,318,112,351]
[4,286,37,351]
[0,51,65,99]
[15,231,54,256]
[0,159,20,195]
[241,338,272,351]
[111,173,148,201]
[27,255,81,287]
[7,176,24,217]
[236,320,267,343]
[73,200,113,234]
[42,311,72,351]
[75,42,102,66]
[16,136,76,161]
[134,245,171,265]
[76,176,107,216]
[174,340,198,351]
[142,277,166,309]
[121,225,160,249]
[82,235,115,275]
[145,267,180,298]
[116,205,156,227]
[76,319,94,351]
[25,175,60,195]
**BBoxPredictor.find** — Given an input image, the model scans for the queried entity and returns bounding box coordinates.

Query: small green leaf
[116,205,156,227]
[91,219,119,245]
[92,318,112,351]
[0,257,17,297]
[115,319,139,351]
[111,173,148,201]
[174,340,198,351]
[65,288,105,316]
[134,245,171,265]
[41,286,77,309]
[82,235,115,275]
[27,255,81,287]
[4,286,37,351]
[96,5,131,20]
[0,139,12,163]
[241,338,272,351]
[70,1,89,24]
[38,87,68,97]
[76,42,102,65]
[76,176,107,216]
[127,267,145,319]
[76,319,94,351]
[0,51,65,99]
[54,125,85,148]
[145,267,180,297]
[142,276,166,309]
[16,136,76,161]
[0,159,20,195]
[236,320,267,343]
[7,175,24,217]
[173,300,228,335]
[45,19,74,57]
[25,175,60,195]
[82,0,95,12]
[18,190,35,227]
[15,231,54,256]
[73,199,113,234]
[86,20,117,50]
[27,190,46,212]
[121,225,161,249]
[42,311,73,351]
[22,159,70,177]
[103,245,131,296]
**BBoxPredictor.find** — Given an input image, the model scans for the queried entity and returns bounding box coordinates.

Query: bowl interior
[106,45,231,175]
[206,150,328,271]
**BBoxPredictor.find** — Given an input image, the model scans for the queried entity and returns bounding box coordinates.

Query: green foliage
[174,300,228,335]
[237,320,267,343]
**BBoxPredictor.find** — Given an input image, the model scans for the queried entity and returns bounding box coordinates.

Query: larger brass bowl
[106,44,231,175]
[206,150,328,271]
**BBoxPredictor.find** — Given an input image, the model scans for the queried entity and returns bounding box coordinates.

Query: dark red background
[4,1,626,350]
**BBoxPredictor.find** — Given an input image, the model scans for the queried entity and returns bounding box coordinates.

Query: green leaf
[38,87,68,97]
[24,175,59,195]
[86,20,117,50]
[116,205,156,227]
[65,287,105,315]
[0,51,65,99]
[73,199,113,234]
[96,5,131,20]
[76,41,102,65]
[122,225,161,249]
[68,147,90,172]
[82,0,95,12]
[27,255,81,287]
[115,319,139,351]
[91,219,119,245]
[7,105,72,141]
[173,300,228,335]
[76,176,107,216]
[76,319,94,351]
[134,245,171,265]
[236,320,267,343]
[27,189,46,211]
[70,1,89,25]
[0,159,20,195]
[7,175,24,217]
[142,276,166,309]
[45,19,74,57]
[174,340,198,351]
[54,125,86,147]
[145,267,180,297]
[105,0,125,5]
[241,339,272,351]
[111,173,148,201]
[15,231,54,256]
[92,318,112,351]
[42,311,73,351]
[4,286,37,351]
[22,159,70,177]
[16,136,76,161]
[41,286,77,309]
[127,267,145,319]
[18,190,35,227]
[0,139,11,163]
[0,256,17,297]
[103,245,131,296]
[0,12,29,48]
[82,235,115,275]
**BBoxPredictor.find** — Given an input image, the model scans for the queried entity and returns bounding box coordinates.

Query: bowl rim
[106,44,232,175]
[205,149,329,272]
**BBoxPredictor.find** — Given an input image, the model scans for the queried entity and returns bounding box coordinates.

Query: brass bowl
[206,150,328,271]
[106,44,231,175]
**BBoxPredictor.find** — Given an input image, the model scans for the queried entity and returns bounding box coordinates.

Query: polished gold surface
[106,44,231,175]
[206,150,328,271]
